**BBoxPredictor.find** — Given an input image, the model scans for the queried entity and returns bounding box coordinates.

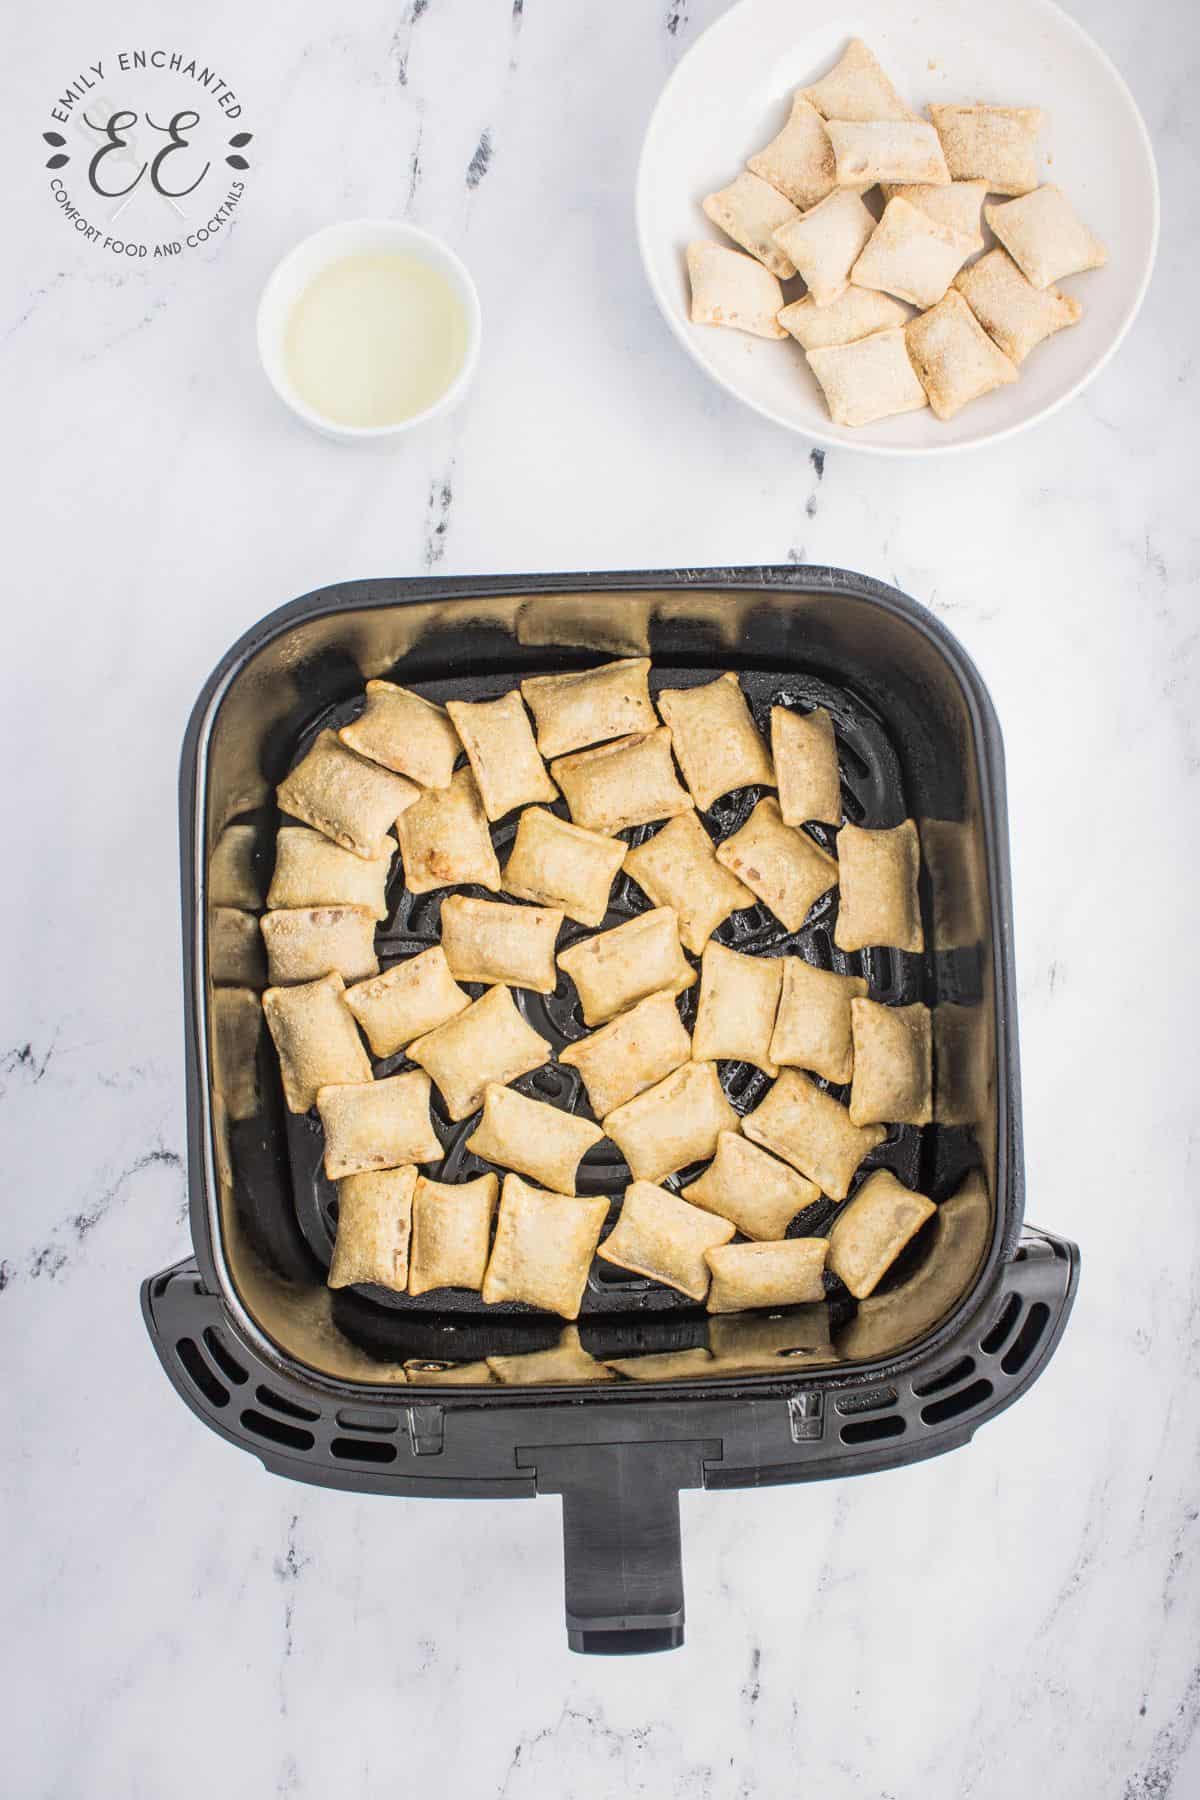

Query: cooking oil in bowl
[283,252,469,429]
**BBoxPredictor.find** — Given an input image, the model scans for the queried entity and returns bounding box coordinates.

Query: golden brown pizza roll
[520,659,656,758]
[852,197,976,311]
[394,766,501,894]
[408,984,551,1122]
[773,189,876,308]
[339,680,461,789]
[328,1165,417,1291]
[954,248,1081,365]
[657,673,775,809]
[715,797,838,932]
[768,958,867,1085]
[344,946,470,1058]
[607,1349,714,1381]
[211,987,262,1122]
[278,729,419,860]
[771,705,841,826]
[260,905,379,986]
[748,94,838,210]
[407,1172,500,1295]
[827,1168,935,1297]
[267,826,392,920]
[682,1130,819,1240]
[691,941,783,1074]
[705,1238,829,1312]
[928,104,1043,198]
[445,690,558,821]
[501,805,626,928]
[466,1082,605,1193]
[599,1181,735,1301]
[603,1060,738,1183]
[559,989,692,1119]
[481,1175,609,1318]
[800,38,914,123]
[778,287,910,352]
[316,1070,441,1179]
[835,820,923,952]
[906,291,1019,421]
[209,824,261,909]
[487,1325,615,1384]
[985,185,1108,290]
[849,999,933,1127]
[702,170,801,279]
[439,894,563,994]
[623,813,753,955]
[557,907,696,1027]
[880,179,989,250]
[551,727,694,834]
[264,970,372,1113]
[828,121,950,189]
[806,328,928,429]
[686,241,788,339]
[742,1068,884,1200]
[210,906,266,986]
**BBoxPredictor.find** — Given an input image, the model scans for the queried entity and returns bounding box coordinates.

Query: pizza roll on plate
[880,179,989,251]
[264,971,372,1112]
[559,989,692,1119]
[481,1175,609,1318]
[408,983,551,1121]
[705,1238,829,1313]
[806,329,928,430]
[520,658,655,758]
[466,1082,605,1194]
[657,673,774,809]
[834,820,923,952]
[954,248,1081,364]
[773,189,875,308]
[209,824,261,909]
[702,170,800,279]
[278,730,418,860]
[260,905,379,986]
[439,894,563,994]
[682,1131,819,1241]
[344,946,469,1058]
[827,121,950,189]
[328,1165,417,1292]
[623,813,753,955]
[501,806,625,928]
[715,797,838,932]
[743,1069,884,1200]
[691,941,783,1075]
[316,1069,441,1179]
[445,691,558,821]
[985,185,1108,290]
[778,287,909,352]
[849,999,933,1126]
[408,1172,499,1295]
[603,1060,738,1183]
[827,1168,935,1297]
[800,38,914,123]
[906,291,1019,420]
[339,680,461,789]
[557,907,695,1027]
[551,727,694,834]
[686,241,787,340]
[928,105,1043,199]
[769,958,867,1085]
[851,197,976,311]
[599,1181,735,1301]
[771,705,841,826]
[395,766,501,894]
[267,826,392,920]
[488,1326,615,1384]
[210,906,266,986]
[747,95,838,211]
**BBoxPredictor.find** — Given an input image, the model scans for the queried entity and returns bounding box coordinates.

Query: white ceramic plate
[636,0,1158,454]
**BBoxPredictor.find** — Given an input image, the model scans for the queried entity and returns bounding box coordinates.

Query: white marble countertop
[3,1,1196,1794]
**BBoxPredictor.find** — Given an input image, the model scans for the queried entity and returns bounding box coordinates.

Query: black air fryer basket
[144,568,1078,1653]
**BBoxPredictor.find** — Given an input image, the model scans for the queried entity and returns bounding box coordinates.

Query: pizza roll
[906,291,1019,420]
[394,766,501,894]
[439,894,563,994]
[715,797,838,932]
[407,1172,499,1295]
[928,105,1043,198]
[827,1168,935,1298]
[209,824,261,909]
[851,198,976,311]
[481,1175,609,1318]
[707,1305,835,1371]
[557,907,696,1027]
[551,727,694,834]
[212,987,262,1122]
[344,946,469,1057]
[702,170,801,280]
[747,95,837,210]
[623,813,753,954]
[263,971,373,1112]
[686,241,788,340]
[800,38,914,123]
[278,730,418,860]
[773,189,876,308]
[835,1172,988,1358]
[316,1070,441,1179]
[607,1349,714,1381]
[488,1326,615,1384]
[445,691,558,821]
[849,999,933,1126]
[501,806,625,928]
[880,179,988,250]
[835,820,923,952]
[339,680,461,789]
[828,121,950,189]
[771,705,840,826]
[743,1069,884,1200]
[806,329,928,429]
[328,1165,417,1291]
[466,1082,605,1193]
[599,1181,735,1301]
[692,941,783,1074]
[404,1359,496,1386]
[778,286,910,352]
[520,658,655,758]
[954,248,1081,364]
[705,1238,828,1313]
[682,1130,819,1240]
[559,989,692,1119]
[656,673,774,808]
[603,1061,738,1183]
[210,906,265,986]
[260,905,379,986]
[769,958,867,1084]
[408,984,551,1121]
[267,826,392,920]
[985,185,1108,290]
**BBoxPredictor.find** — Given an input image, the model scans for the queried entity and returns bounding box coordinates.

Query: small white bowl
[256,219,482,442]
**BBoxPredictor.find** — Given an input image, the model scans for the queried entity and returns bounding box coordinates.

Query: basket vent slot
[335,1408,399,1435]
[912,1356,975,1398]
[1000,1302,1050,1376]
[979,1294,1022,1356]
[239,1408,315,1451]
[176,1337,229,1410]
[330,1436,399,1465]
[920,1378,994,1426]
[203,1328,249,1386]
[840,1414,906,1446]
[255,1383,320,1422]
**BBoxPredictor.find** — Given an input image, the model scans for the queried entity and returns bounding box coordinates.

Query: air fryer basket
[144,568,1078,1653]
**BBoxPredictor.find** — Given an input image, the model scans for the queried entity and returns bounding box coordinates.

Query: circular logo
[43,49,254,258]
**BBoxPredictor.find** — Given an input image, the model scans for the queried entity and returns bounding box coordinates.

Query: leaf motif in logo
[225,154,250,170]
[45,153,70,169]
[43,131,66,147]
[228,131,253,148]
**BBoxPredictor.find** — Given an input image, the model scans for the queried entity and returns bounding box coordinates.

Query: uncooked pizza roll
[439,894,563,994]
[278,730,418,860]
[328,1165,417,1291]
[520,658,655,758]
[408,984,551,1121]
[954,248,1081,364]
[212,987,262,1122]
[851,197,976,311]
[260,905,379,986]
[557,907,696,1027]
[800,38,914,123]
[702,170,801,279]
[747,95,838,210]
[682,1130,819,1240]
[686,241,788,340]
[769,958,867,1085]
[210,906,266,986]
[906,291,1019,421]
[599,1181,735,1301]
[828,121,950,189]
[928,105,1043,198]
[559,989,692,1118]
[835,820,923,953]
[623,813,753,955]
[488,1326,615,1384]
[880,179,988,250]
[705,1238,829,1313]
[827,1168,935,1297]
[743,1069,884,1200]
[773,189,876,308]
[771,705,840,826]
[603,1061,738,1183]
[481,1175,609,1318]
[267,826,392,920]
[985,186,1108,290]
[445,691,558,821]
[849,999,933,1127]
[344,946,469,1058]
[692,941,783,1074]
[394,766,501,893]
[263,971,373,1112]
[339,680,461,789]
[466,1083,605,1193]
[209,824,261,909]
[551,727,694,834]
[806,329,928,429]
[407,1172,499,1295]
[501,806,625,928]
[778,287,910,352]
[657,673,774,808]
[607,1349,714,1381]
[316,1069,441,1179]
[715,797,838,932]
